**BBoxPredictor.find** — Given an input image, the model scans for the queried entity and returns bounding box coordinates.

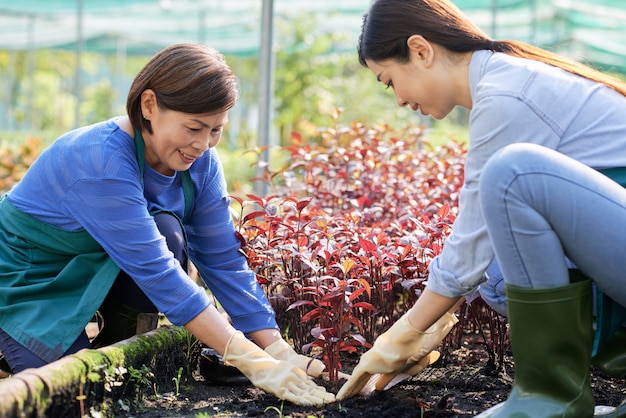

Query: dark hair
[358,0,626,97]
[127,43,239,134]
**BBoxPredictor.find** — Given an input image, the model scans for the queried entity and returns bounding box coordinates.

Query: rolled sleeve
[163,286,212,326]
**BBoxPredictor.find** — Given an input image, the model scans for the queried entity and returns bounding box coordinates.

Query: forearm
[183,305,237,355]
[184,306,283,351]
[187,306,334,405]
[249,328,282,349]
[407,288,464,331]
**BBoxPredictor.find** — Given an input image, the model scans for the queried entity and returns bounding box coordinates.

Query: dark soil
[106,340,625,418]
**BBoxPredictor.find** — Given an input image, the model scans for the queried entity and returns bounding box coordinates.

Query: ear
[140,89,158,120]
[407,35,435,67]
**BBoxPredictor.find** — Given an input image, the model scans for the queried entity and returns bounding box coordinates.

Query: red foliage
[0,136,42,193]
[232,118,467,381]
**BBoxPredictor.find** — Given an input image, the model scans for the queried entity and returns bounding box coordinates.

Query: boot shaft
[503,279,595,416]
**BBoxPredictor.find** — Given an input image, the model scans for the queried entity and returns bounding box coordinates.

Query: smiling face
[139,89,228,176]
[365,35,472,120]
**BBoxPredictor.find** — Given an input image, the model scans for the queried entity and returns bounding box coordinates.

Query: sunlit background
[1,0,625,193]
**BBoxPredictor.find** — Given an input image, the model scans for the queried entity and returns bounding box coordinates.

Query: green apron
[0,129,194,363]
[0,197,121,362]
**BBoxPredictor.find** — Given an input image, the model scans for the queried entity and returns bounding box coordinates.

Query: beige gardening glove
[223,331,335,406]
[264,338,326,378]
[336,311,458,400]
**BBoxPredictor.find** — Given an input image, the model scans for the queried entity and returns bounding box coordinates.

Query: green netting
[459,0,533,10]
[0,0,150,14]
[0,0,625,69]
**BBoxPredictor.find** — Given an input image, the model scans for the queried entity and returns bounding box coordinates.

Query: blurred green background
[1,0,625,194]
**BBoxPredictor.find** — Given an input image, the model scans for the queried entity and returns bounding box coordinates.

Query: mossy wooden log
[0,325,198,417]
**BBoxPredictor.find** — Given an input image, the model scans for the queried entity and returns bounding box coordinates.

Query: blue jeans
[480,257,576,316]
[0,328,91,372]
[478,143,626,308]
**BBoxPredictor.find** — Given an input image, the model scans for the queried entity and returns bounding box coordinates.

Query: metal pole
[27,14,35,130]
[199,9,206,44]
[74,0,84,128]
[530,0,537,45]
[491,0,498,39]
[5,50,16,130]
[255,0,274,197]
[115,37,127,113]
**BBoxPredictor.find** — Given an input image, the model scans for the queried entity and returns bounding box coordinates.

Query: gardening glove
[336,311,458,400]
[223,331,335,406]
[264,338,326,378]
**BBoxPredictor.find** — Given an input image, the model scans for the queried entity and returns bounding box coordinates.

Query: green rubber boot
[592,328,626,417]
[591,287,626,378]
[593,327,626,378]
[477,279,595,418]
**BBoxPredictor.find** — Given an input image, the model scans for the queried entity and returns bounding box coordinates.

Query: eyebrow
[191,119,210,128]
[190,118,230,129]
[376,72,382,82]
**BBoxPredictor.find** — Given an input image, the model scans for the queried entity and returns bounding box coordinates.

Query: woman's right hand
[223,331,336,406]
[336,311,458,400]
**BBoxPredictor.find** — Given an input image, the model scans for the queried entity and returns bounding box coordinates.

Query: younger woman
[337,1,626,416]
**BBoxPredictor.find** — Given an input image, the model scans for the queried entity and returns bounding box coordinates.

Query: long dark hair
[358,0,626,97]
[127,43,239,134]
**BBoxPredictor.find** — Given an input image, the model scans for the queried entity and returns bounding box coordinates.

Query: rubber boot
[476,279,595,418]
[592,329,626,416]
[592,285,626,378]
[592,328,626,417]
[590,297,626,417]
[593,327,626,378]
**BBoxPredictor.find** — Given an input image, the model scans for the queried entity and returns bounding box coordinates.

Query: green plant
[125,364,157,400]
[451,297,510,374]
[172,366,183,396]
[183,329,200,363]
[264,400,290,418]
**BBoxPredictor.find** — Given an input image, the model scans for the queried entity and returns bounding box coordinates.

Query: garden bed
[107,334,625,418]
[0,326,196,418]
[1,323,623,417]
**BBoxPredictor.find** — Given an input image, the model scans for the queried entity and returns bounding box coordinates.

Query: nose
[395,93,408,108]
[192,135,212,152]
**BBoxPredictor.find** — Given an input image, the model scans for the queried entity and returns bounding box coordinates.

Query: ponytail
[491,39,626,97]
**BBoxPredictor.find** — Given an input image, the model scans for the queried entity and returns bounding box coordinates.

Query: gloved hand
[264,338,326,378]
[336,311,458,400]
[223,331,335,406]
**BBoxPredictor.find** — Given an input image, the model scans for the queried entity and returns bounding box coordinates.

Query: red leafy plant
[231,114,496,383]
[0,136,42,193]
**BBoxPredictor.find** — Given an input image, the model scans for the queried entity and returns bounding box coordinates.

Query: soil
[106,340,625,418]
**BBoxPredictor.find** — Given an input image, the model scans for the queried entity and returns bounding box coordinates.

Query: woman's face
[364,37,469,120]
[141,90,228,176]
[366,57,457,120]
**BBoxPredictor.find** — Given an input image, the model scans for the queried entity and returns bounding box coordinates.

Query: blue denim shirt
[427,50,626,298]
